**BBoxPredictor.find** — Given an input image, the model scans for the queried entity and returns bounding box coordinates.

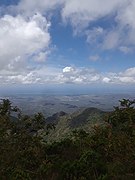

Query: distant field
[1,93,134,117]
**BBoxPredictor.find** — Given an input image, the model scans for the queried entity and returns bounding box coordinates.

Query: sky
[0,0,135,93]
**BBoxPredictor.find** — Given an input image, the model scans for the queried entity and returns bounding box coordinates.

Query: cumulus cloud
[63,66,75,73]
[102,77,111,83]
[0,13,51,73]
[103,67,135,84]
[61,66,101,84]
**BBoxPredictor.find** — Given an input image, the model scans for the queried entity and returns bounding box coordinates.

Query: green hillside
[47,107,107,141]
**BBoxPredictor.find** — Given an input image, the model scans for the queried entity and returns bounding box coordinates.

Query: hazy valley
[1,93,134,117]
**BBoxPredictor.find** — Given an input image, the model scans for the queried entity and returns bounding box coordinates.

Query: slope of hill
[47,107,107,141]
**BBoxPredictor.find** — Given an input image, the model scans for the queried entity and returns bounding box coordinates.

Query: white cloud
[63,66,75,73]
[33,51,51,62]
[102,67,135,84]
[118,76,135,83]
[0,13,51,72]
[5,0,135,52]
[116,1,135,30]
[120,67,135,77]
[62,66,101,84]
[57,66,135,85]
[0,64,135,85]
[61,0,135,51]
[62,0,128,28]
[0,0,135,85]
[62,0,125,27]
[0,64,102,85]
[6,0,135,52]
[17,0,65,16]
[102,77,111,83]
[7,72,41,84]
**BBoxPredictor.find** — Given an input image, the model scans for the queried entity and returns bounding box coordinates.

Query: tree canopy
[0,98,135,179]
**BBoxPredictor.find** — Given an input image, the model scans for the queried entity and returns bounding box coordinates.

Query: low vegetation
[0,98,135,179]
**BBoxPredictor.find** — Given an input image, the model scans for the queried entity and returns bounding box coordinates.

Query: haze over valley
[1,92,134,117]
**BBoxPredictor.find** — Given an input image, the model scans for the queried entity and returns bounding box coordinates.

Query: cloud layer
[0,65,135,85]
[0,0,135,85]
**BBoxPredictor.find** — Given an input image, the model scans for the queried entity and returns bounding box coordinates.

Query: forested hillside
[0,98,135,179]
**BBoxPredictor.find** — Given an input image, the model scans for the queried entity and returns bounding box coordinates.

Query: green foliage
[0,99,12,116]
[1,98,135,179]
[108,99,135,135]
[70,107,105,128]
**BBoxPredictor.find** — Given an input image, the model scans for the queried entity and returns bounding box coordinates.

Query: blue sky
[0,0,135,93]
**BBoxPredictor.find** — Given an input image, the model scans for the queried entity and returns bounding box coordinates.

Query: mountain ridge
[46,107,107,141]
